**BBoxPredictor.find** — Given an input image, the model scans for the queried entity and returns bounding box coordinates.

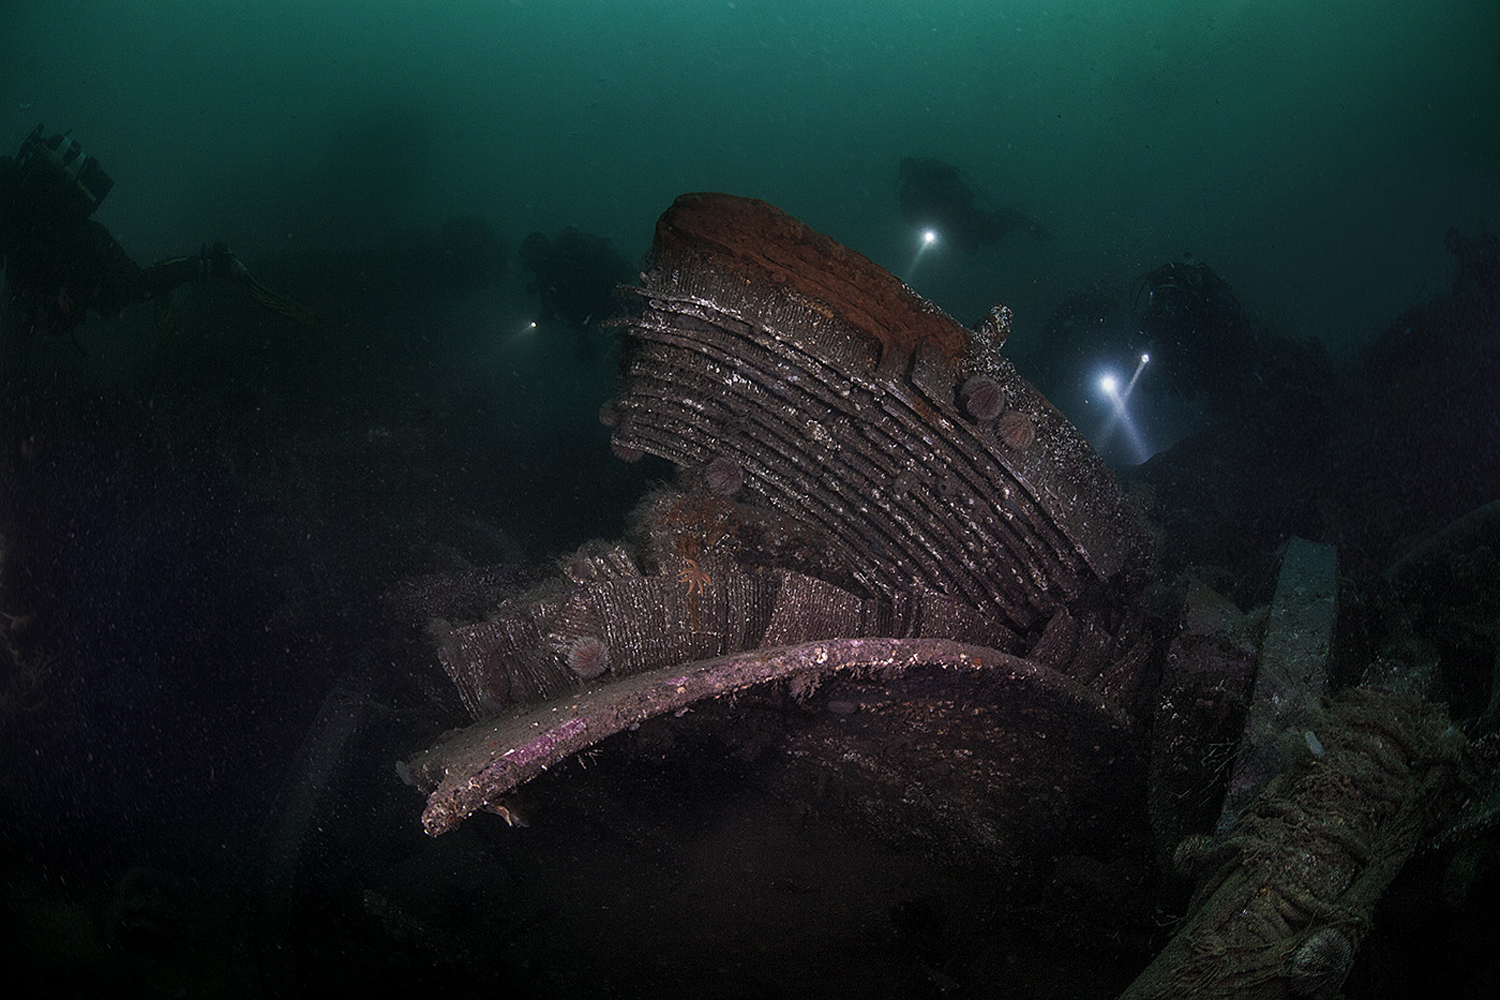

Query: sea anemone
[996,411,1035,450]
[959,375,1007,422]
[1288,926,1353,999]
[565,635,611,679]
[702,456,744,496]
[611,440,645,462]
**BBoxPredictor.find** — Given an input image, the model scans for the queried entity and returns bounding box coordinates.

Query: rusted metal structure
[392,195,1493,998]
[403,194,1157,875]
[405,193,1152,845]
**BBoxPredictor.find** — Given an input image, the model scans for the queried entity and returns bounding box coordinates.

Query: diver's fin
[995,207,1052,243]
[212,247,319,328]
[151,295,182,343]
[241,271,320,328]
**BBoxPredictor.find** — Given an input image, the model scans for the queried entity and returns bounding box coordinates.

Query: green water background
[4,0,1495,360]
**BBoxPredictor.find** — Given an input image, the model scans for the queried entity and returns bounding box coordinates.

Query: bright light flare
[1128,352,1149,387]
[904,228,941,283]
[502,318,540,349]
[1094,353,1152,464]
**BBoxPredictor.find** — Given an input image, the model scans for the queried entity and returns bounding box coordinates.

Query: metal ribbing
[610,269,1103,638]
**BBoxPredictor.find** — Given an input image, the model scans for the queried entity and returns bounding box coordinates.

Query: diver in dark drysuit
[1136,255,1337,492]
[1130,256,1271,408]
[896,157,1050,253]
[519,226,636,361]
[519,226,636,333]
[0,124,314,339]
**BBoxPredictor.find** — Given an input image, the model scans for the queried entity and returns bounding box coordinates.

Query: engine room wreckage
[406,192,1154,837]
[400,194,1486,996]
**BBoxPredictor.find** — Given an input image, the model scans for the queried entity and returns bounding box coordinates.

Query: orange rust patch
[654,193,970,375]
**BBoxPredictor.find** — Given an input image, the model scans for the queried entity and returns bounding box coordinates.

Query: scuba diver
[1027,257,1263,417]
[519,226,636,355]
[1023,259,1270,466]
[1130,255,1262,404]
[896,157,1050,253]
[0,124,315,340]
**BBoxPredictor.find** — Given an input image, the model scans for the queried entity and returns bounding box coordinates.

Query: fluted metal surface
[610,193,1150,641]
